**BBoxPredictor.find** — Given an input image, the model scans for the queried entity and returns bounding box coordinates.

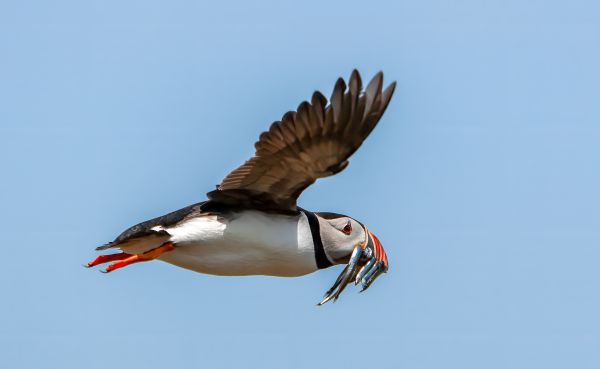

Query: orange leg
[85,252,132,268]
[102,242,175,273]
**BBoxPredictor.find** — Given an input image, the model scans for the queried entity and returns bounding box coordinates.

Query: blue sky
[1,1,599,368]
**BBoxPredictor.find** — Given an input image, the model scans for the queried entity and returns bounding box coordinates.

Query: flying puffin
[86,70,396,305]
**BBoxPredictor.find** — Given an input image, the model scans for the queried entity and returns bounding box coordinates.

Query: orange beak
[367,230,388,272]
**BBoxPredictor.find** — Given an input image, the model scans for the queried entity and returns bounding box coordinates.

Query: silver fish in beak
[318,229,388,305]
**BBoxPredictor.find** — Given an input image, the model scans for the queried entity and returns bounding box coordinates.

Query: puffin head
[316,212,389,271]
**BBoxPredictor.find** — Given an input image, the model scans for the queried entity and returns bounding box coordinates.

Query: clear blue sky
[1,1,599,368]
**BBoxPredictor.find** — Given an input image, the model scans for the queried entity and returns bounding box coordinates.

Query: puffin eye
[342,221,352,235]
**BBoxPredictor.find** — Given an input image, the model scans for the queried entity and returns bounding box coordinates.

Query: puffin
[86,70,396,305]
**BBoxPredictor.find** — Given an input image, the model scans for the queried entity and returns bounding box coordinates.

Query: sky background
[1,1,599,368]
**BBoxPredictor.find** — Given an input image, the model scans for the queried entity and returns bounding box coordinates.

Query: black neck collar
[299,208,333,269]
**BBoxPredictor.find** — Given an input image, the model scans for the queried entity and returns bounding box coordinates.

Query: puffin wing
[207,70,396,212]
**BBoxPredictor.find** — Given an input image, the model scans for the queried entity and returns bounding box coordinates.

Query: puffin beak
[318,228,389,305]
[357,230,388,291]
[367,231,388,271]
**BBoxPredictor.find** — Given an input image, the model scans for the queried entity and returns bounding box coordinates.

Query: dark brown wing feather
[207,70,396,212]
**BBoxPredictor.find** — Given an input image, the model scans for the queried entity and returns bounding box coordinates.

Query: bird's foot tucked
[85,252,133,268]
[85,242,175,273]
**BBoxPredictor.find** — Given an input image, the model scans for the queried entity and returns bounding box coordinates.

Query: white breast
[158,210,319,277]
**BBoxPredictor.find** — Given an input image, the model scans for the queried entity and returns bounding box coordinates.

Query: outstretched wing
[207,70,396,212]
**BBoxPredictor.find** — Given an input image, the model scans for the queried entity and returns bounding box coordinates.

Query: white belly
[158,210,318,277]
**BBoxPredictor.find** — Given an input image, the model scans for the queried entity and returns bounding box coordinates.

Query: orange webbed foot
[85,252,132,268]
[86,242,175,273]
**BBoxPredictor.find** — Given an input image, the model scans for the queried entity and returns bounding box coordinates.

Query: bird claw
[318,233,388,305]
